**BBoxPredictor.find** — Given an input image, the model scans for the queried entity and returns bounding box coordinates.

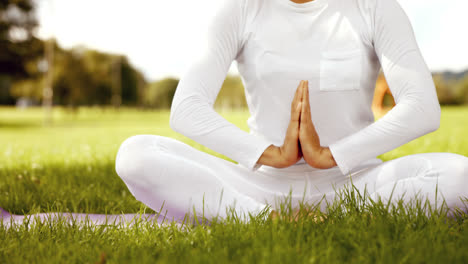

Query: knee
[115,135,160,183]
[435,153,468,178]
[404,152,468,178]
[423,153,468,198]
[448,154,468,185]
[434,153,468,208]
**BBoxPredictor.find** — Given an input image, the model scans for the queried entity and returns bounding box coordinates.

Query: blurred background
[0,0,467,115]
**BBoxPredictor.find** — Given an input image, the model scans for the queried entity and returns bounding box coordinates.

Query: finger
[294,81,305,122]
[287,98,302,142]
[298,80,304,103]
[291,101,302,124]
[292,81,302,107]
[295,102,302,122]
[285,105,301,145]
[301,81,307,122]
[291,80,303,110]
[305,80,311,119]
[291,81,304,124]
[302,80,312,122]
[285,81,304,154]
[303,80,309,108]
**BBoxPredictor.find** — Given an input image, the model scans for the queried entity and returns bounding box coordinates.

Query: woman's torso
[234,0,382,172]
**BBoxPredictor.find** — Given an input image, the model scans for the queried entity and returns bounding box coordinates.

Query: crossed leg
[2,135,467,227]
[115,135,468,219]
[347,152,468,215]
[114,135,271,222]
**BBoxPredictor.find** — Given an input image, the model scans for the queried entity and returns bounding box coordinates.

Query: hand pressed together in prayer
[298,80,337,169]
[258,80,337,169]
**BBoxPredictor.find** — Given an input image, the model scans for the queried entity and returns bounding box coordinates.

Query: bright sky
[36,0,468,81]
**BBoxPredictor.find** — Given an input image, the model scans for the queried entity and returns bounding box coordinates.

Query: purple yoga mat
[0,207,184,229]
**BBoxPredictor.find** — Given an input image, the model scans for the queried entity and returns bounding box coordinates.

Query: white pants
[115,135,468,221]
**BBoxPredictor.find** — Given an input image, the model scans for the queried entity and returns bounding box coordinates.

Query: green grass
[0,106,467,263]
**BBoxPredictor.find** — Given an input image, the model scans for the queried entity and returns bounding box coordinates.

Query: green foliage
[214,75,247,110]
[454,74,468,104]
[433,74,457,105]
[433,72,468,105]
[0,75,14,105]
[0,106,467,263]
[142,75,247,110]
[143,78,179,109]
[0,0,43,104]
[0,0,43,78]
[10,43,146,106]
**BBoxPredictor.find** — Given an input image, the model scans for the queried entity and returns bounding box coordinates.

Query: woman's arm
[169,0,274,171]
[328,0,441,175]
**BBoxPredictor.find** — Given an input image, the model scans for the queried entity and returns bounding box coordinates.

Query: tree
[0,0,43,104]
[10,44,147,107]
[432,74,457,105]
[214,75,247,110]
[143,78,179,109]
[454,75,468,104]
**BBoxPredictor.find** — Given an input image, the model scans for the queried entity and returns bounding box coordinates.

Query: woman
[114,0,468,223]
[114,0,468,222]
[2,0,467,227]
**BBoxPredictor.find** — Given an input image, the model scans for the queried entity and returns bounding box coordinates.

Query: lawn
[0,106,467,263]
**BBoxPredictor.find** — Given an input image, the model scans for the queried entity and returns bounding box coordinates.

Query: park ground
[0,106,467,263]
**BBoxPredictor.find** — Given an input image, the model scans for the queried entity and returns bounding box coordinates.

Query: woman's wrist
[257,145,284,168]
[319,147,337,168]
[257,145,337,169]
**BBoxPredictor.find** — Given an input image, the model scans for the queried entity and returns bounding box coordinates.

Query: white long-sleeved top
[169,0,441,176]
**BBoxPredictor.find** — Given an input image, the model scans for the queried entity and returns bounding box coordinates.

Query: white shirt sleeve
[328,0,441,175]
[169,0,273,171]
